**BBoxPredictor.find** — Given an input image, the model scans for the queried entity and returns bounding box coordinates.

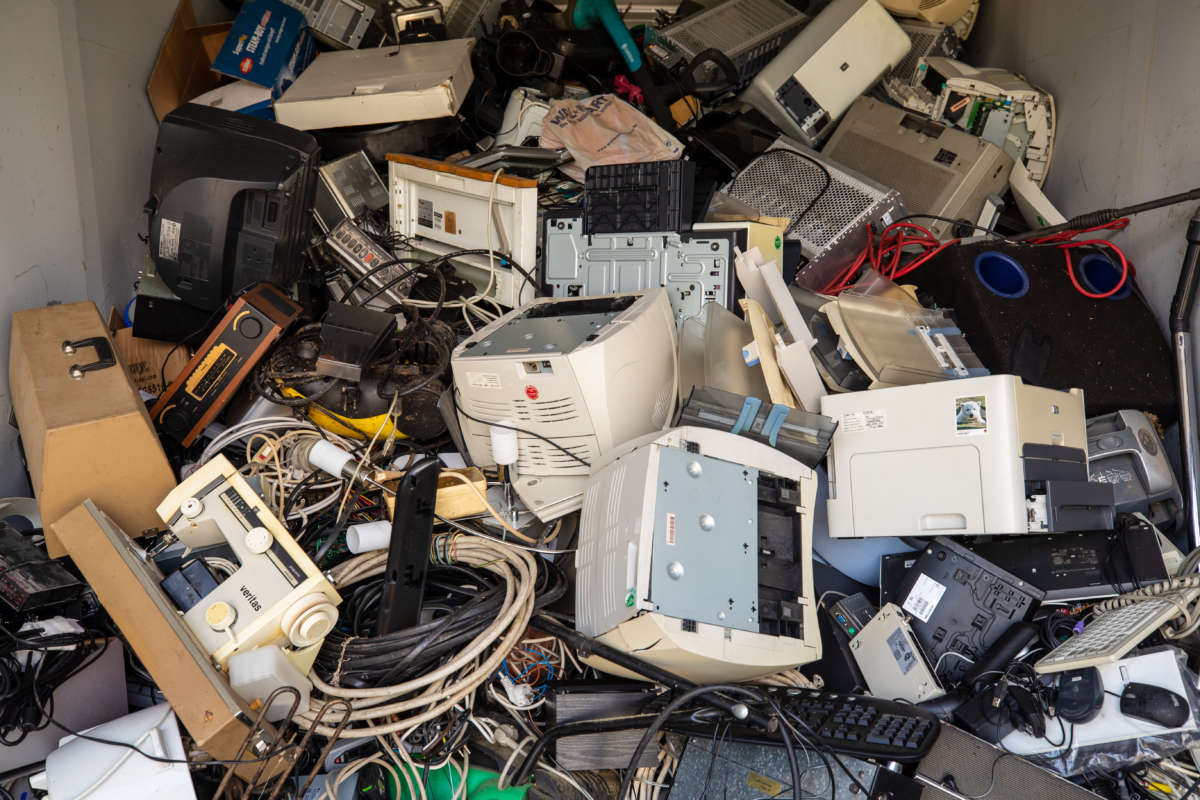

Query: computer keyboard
[780,689,941,762]
[664,688,941,762]
[1034,594,1189,674]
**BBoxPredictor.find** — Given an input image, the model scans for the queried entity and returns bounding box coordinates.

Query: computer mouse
[1056,667,1104,724]
[1120,682,1190,728]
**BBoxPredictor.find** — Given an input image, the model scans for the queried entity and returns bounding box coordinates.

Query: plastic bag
[1000,646,1200,777]
[540,94,682,181]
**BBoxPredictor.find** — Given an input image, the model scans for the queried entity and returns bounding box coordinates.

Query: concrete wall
[0,2,92,497]
[0,0,228,498]
[967,0,1200,332]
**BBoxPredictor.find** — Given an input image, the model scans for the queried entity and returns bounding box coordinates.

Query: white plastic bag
[540,94,683,181]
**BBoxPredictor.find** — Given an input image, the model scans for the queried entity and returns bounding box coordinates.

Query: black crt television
[145,103,320,312]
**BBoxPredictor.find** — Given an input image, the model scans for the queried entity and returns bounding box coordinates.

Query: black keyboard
[780,689,940,762]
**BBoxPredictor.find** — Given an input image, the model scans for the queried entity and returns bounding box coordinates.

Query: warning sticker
[417,198,434,228]
[840,409,887,433]
[466,372,501,389]
[886,627,917,675]
[902,573,947,624]
[746,773,783,797]
[159,218,181,261]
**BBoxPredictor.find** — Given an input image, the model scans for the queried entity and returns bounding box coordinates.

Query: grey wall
[0,2,92,497]
[967,0,1200,331]
[0,0,228,498]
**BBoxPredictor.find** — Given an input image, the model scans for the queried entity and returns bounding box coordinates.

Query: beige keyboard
[1034,593,1192,674]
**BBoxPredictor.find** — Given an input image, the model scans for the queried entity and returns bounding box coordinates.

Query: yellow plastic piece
[280,387,402,440]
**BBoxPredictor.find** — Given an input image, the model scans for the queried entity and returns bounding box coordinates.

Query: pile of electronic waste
[8,0,1200,798]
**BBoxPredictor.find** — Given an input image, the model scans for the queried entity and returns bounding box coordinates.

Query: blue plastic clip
[763,404,790,447]
[731,396,762,436]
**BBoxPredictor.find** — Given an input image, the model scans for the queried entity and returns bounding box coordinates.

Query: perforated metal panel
[658,0,809,85]
[916,726,1104,800]
[893,21,962,85]
[727,150,873,245]
[895,30,936,81]
[723,137,903,289]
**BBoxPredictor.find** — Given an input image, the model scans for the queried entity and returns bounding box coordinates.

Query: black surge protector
[0,522,83,615]
[894,538,1045,684]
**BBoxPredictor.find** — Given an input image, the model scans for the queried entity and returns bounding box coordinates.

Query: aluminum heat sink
[723,136,903,290]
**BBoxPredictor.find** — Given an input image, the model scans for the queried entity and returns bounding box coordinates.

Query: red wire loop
[819,218,1134,299]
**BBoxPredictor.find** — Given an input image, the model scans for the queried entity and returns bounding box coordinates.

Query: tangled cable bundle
[296,533,538,739]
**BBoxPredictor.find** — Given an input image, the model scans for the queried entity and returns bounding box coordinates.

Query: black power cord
[451,390,591,468]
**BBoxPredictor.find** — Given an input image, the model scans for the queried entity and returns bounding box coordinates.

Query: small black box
[583,160,695,235]
[0,522,83,615]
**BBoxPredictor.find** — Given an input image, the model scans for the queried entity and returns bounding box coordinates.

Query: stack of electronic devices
[14,0,1200,796]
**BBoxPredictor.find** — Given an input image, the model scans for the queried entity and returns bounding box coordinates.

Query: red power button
[525,385,539,400]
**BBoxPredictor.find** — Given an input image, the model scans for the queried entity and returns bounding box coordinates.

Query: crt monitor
[145,103,320,312]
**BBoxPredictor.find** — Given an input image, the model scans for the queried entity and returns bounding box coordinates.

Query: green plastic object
[389,765,529,800]
[567,0,642,71]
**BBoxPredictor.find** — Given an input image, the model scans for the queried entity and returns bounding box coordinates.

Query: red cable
[1060,239,1130,299]
[822,217,1134,298]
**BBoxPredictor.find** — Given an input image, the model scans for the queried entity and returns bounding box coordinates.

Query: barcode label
[159,218,181,261]
[665,513,676,545]
[886,628,917,675]
[902,573,946,624]
[841,410,886,433]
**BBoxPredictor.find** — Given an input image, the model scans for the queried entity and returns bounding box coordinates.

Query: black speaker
[913,242,1176,425]
[916,725,1104,799]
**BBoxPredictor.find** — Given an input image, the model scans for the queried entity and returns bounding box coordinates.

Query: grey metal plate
[543,216,737,324]
[649,447,759,632]
[672,736,880,800]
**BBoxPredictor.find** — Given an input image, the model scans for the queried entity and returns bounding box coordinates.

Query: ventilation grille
[595,462,631,627]
[465,395,583,426]
[602,463,627,551]
[578,460,633,634]
[466,397,519,420]
[444,0,491,37]
[652,384,673,427]
[726,149,882,247]
[895,30,936,82]
[664,0,802,59]
[919,0,945,8]
[516,437,596,473]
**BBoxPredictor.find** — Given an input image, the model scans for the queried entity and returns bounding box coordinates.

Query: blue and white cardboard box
[212,0,316,96]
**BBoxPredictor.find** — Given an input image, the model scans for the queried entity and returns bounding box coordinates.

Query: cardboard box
[106,308,189,395]
[273,38,474,130]
[9,302,177,556]
[146,0,234,122]
[52,502,285,776]
[212,0,316,95]
[379,467,489,521]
